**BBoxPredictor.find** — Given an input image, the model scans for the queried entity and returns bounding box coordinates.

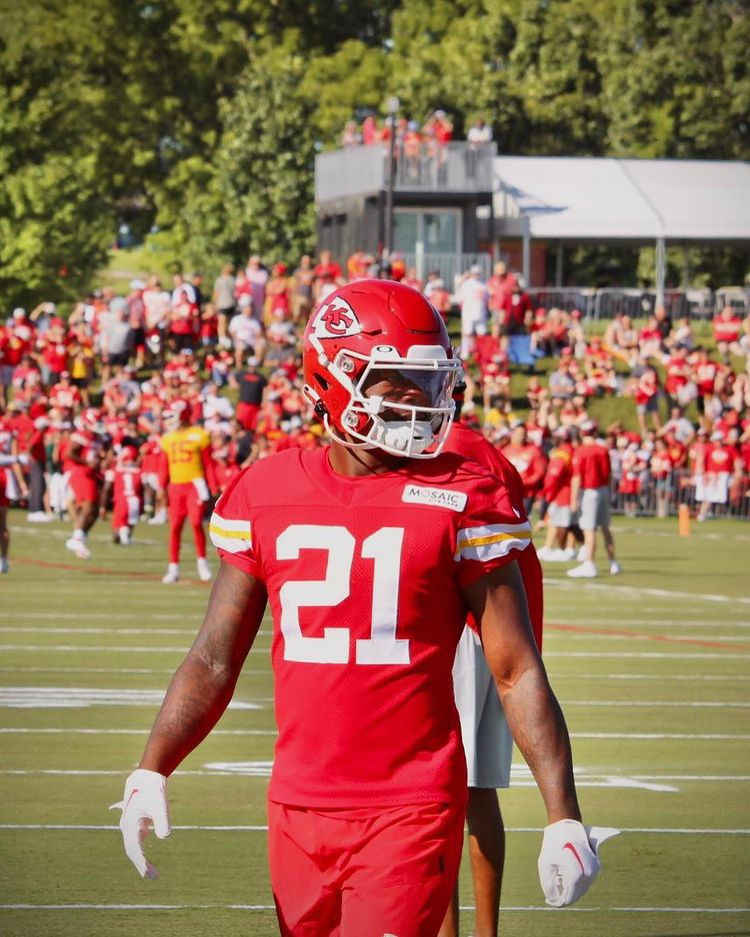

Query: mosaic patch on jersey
[401,484,468,512]
[310,295,362,339]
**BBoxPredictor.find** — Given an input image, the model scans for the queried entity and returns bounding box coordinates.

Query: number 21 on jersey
[277,524,409,666]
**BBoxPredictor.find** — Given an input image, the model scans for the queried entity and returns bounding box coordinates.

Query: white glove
[538,819,619,907]
[110,768,171,879]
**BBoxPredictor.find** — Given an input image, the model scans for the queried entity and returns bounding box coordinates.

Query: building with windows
[314,141,496,286]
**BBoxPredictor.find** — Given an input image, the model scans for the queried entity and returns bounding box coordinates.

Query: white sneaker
[64,537,79,553]
[197,558,212,582]
[148,511,167,525]
[577,545,588,562]
[119,526,131,546]
[567,560,597,578]
[162,564,180,584]
[27,511,53,522]
[0,558,8,573]
[72,543,91,560]
[609,560,622,575]
[536,546,553,561]
[549,548,576,562]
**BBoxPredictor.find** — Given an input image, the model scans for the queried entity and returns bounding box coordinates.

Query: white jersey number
[277,524,408,666]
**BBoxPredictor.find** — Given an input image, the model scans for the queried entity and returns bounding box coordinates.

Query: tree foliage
[0,0,747,306]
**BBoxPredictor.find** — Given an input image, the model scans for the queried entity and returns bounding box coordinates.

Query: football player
[439,386,544,937]
[158,399,216,583]
[113,281,614,935]
[62,408,105,559]
[106,446,143,546]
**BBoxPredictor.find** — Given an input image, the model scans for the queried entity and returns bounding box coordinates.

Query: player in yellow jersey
[158,399,217,584]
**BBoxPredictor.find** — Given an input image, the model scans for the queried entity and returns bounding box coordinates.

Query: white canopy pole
[655,236,666,309]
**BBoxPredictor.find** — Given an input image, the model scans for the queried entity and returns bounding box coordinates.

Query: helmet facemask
[311,342,460,459]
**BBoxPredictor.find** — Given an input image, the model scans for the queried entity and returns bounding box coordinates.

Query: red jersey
[49,381,82,411]
[713,315,742,343]
[502,443,547,497]
[542,443,574,506]
[572,442,611,489]
[210,446,532,809]
[444,422,543,650]
[664,356,690,395]
[705,444,736,476]
[112,464,143,505]
[694,360,718,396]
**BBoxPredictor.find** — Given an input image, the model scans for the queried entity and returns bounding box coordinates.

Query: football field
[0,514,748,937]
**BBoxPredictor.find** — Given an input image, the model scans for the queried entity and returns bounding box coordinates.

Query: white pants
[452,625,513,789]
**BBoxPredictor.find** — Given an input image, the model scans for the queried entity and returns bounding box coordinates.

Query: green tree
[174,41,318,271]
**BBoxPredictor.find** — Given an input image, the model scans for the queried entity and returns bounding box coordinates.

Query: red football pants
[167,481,207,563]
[268,799,464,937]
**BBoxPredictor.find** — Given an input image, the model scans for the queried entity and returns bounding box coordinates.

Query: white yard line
[0,824,747,834]
[543,650,748,659]
[0,903,748,913]
[547,578,750,606]
[0,644,272,654]
[0,644,739,658]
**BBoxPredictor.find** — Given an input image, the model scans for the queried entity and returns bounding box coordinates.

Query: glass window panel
[423,212,458,253]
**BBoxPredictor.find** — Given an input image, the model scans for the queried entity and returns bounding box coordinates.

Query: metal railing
[609,468,749,520]
[403,252,492,287]
[315,142,497,201]
[527,288,597,317]
[715,287,750,316]
[525,286,745,320]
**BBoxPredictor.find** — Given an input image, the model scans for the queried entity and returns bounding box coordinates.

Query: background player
[439,386,544,937]
[105,445,143,546]
[61,408,105,559]
[158,399,216,583]
[113,281,613,935]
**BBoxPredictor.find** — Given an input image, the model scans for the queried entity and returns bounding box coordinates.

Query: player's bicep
[461,560,541,693]
[190,561,267,677]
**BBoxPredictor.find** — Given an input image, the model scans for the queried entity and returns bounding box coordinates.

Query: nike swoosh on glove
[110,768,170,879]
[537,819,619,907]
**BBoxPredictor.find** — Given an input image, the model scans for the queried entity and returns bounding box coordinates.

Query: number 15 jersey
[210,446,531,809]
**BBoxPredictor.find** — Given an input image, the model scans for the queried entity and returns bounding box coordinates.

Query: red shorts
[0,467,8,507]
[236,401,260,431]
[67,465,99,503]
[268,799,464,937]
[167,480,206,525]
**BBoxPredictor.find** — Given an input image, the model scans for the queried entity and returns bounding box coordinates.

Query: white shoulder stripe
[209,513,252,554]
[454,521,531,563]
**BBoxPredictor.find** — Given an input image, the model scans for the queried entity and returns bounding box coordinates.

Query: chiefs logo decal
[310,297,362,339]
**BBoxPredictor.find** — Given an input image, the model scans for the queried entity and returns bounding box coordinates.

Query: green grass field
[0,512,748,937]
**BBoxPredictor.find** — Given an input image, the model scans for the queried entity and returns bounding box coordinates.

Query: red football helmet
[162,398,191,432]
[302,279,460,458]
[117,445,139,464]
[74,408,105,436]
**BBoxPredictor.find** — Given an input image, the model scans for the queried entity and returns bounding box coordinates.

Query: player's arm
[111,562,267,878]
[200,443,218,495]
[140,561,266,775]
[463,560,578,822]
[462,561,617,905]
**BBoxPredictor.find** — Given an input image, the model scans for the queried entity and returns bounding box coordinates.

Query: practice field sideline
[0,514,748,937]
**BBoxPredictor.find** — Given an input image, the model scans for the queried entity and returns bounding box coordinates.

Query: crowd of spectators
[0,251,748,554]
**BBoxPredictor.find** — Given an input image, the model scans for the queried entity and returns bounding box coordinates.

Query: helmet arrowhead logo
[311,296,362,339]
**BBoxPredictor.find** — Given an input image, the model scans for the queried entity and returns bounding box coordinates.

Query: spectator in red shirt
[713,306,744,360]
[502,421,547,514]
[567,421,620,578]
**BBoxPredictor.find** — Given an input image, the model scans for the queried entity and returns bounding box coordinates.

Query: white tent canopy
[494,156,750,240]
[493,156,750,294]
